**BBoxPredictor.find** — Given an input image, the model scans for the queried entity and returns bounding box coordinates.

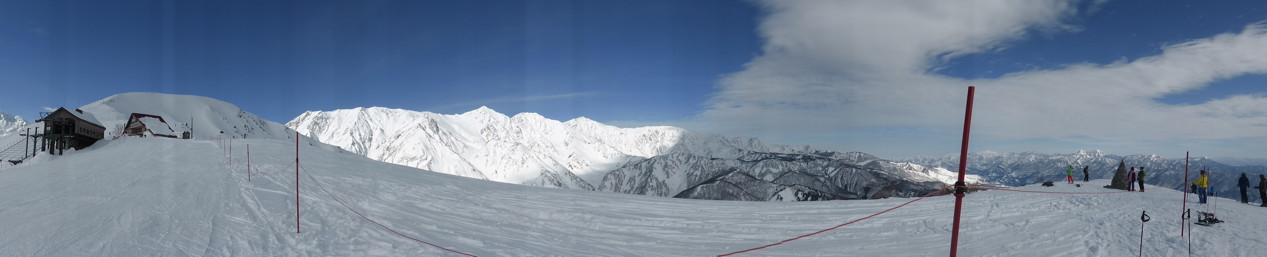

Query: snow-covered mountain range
[905,150,1267,201]
[0,112,32,162]
[287,107,982,201]
[0,112,25,137]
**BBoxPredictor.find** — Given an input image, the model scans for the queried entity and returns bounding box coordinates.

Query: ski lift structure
[35,107,105,155]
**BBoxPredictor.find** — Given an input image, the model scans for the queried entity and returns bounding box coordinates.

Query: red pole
[296,132,300,234]
[1181,151,1188,237]
[949,86,975,257]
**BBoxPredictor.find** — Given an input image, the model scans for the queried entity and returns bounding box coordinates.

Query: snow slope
[1,136,1264,256]
[76,92,299,141]
[3,92,326,171]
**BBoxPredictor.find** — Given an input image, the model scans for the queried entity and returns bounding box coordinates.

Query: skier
[1137,166,1145,192]
[1257,174,1266,207]
[1127,167,1137,191]
[1066,165,1074,184]
[1082,166,1089,182]
[1195,170,1209,204]
[1239,173,1251,204]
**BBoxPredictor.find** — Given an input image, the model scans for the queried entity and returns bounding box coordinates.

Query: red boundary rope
[717,186,951,257]
[720,184,1134,256]
[299,164,478,257]
[964,186,1134,195]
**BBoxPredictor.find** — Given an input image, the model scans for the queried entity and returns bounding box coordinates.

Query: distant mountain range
[0,112,25,137]
[286,107,981,201]
[904,150,1267,195]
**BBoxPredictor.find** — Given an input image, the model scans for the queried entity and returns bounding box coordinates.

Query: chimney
[75,109,83,114]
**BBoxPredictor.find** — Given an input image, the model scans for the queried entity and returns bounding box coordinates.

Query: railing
[0,136,34,164]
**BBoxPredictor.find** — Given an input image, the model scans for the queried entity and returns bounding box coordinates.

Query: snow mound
[79,92,296,140]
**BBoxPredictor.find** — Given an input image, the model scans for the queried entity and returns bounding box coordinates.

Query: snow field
[2,136,1266,256]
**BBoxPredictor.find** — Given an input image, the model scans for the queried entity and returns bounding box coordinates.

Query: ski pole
[1212,186,1218,214]
[1139,211,1149,257]
[1185,209,1192,257]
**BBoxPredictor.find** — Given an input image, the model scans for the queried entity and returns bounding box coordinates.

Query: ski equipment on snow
[1139,211,1150,257]
[1185,209,1192,256]
[1195,211,1222,226]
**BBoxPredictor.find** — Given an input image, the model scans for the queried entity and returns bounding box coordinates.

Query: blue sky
[2,0,1267,159]
[0,0,758,123]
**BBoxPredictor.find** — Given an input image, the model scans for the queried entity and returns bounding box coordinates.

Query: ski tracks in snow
[5,138,1267,256]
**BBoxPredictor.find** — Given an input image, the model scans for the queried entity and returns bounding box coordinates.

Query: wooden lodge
[121,113,178,138]
[37,107,106,154]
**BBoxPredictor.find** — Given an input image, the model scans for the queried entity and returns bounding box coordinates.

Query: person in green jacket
[1137,167,1145,192]
[1066,165,1074,184]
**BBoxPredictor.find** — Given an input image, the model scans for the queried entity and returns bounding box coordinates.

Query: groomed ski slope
[1,137,1265,256]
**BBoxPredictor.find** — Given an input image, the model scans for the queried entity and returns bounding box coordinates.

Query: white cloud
[696,0,1267,158]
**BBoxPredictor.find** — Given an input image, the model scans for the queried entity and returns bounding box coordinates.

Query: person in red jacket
[1127,167,1136,191]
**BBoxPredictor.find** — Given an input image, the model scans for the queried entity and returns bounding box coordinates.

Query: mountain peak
[510,112,546,121]
[565,116,601,126]
[1074,149,1105,157]
[470,106,496,113]
[0,112,22,122]
[461,106,508,120]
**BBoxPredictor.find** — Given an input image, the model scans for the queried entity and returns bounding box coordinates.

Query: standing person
[1066,165,1075,184]
[1238,173,1251,204]
[1257,174,1266,207]
[1127,167,1137,191]
[1195,170,1209,204]
[1082,166,1089,182]
[1137,167,1146,192]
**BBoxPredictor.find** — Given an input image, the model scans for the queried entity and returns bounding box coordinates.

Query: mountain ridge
[288,106,982,201]
[904,150,1267,202]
